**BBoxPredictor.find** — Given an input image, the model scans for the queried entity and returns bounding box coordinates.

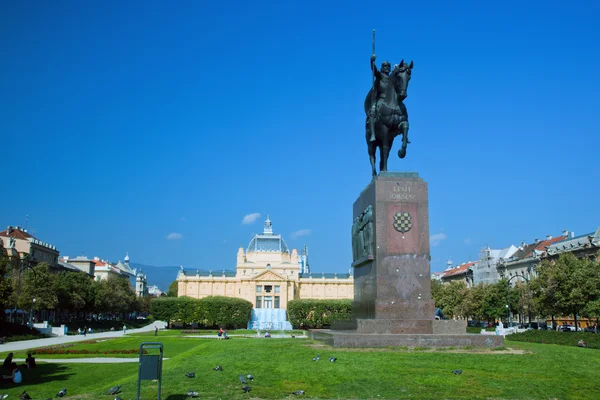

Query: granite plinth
[352,172,435,324]
[309,329,504,348]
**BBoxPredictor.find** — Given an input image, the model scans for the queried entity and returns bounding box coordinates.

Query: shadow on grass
[0,363,74,389]
[165,395,189,400]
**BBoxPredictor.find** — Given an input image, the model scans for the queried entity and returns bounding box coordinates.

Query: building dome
[246,216,289,253]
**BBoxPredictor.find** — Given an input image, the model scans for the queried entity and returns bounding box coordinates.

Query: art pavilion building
[177,216,353,329]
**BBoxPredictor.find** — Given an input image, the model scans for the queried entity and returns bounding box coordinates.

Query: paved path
[0,321,167,352]
[10,357,170,363]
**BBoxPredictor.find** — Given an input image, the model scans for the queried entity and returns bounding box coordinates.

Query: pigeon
[239,374,248,384]
[19,391,32,400]
[330,356,337,362]
[246,374,254,380]
[0,395,7,400]
[213,366,223,371]
[56,388,67,397]
[242,385,252,393]
[186,372,196,378]
[187,390,199,398]
[293,390,305,395]
[452,369,462,375]
[313,354,320,361]
[107,385,122,395]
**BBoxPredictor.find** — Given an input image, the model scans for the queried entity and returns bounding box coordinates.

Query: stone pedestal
[314,172,504,348]
[352,172,435,333]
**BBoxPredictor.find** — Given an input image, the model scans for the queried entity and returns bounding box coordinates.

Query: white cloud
[291,229,312,239]
[464,238,472,245]
[430,233,447,247]
[166,232,183,240]
[242,213,261,225]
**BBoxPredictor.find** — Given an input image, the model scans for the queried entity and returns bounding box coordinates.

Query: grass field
[1,331,599,399]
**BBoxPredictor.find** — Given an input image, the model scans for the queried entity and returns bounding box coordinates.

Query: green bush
[507,329,600,348]
[287,299,352,329]
[197,296,253,329]
[149,296,252,329]
[149,297,182,325]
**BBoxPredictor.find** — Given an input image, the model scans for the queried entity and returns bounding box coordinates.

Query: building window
[256,296,262,308]
[266,263,271,269]
[274,296,280,308]
[265,285,273,293]
[264,296,273,308]
[256,285,262,293]
[274,285,280,293]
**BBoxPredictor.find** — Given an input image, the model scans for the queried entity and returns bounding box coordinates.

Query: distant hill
[130,262,180,292]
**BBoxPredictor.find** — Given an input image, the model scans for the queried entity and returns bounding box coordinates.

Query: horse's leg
[380,126,390,172]
[398,121,409,159]
[366,121,377,177]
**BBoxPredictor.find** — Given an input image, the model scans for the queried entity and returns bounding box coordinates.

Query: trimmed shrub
[150,296,252,329]
[287,299,352,329]
[507,329,600,348]
[197,296,253,329]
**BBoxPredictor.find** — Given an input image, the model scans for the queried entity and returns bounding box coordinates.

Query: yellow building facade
[177,217,353,326]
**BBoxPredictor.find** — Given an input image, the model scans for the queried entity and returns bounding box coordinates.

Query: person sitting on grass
[25,353,36,369]
[578,339,587,348]
[2,353,13,371]
[2,363,22,384]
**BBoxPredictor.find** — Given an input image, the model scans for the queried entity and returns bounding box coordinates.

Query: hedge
[149,296,252,329]
[507,329,600,348]
[287,299,352,329]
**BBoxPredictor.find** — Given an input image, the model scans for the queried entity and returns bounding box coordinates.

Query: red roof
[441,261,477,278]
[534,236,566,252]
[0,227,34,240]
[93,259,106,267]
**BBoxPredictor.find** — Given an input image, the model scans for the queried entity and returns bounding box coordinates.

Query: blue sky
[1,1,599,279]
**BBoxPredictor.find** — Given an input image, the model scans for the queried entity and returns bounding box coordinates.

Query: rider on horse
[368,54,391,142]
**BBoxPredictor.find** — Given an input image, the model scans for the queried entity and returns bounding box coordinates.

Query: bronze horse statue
[364,60,413,177]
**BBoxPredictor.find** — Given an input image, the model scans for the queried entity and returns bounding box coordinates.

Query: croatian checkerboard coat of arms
[393,211,412,233]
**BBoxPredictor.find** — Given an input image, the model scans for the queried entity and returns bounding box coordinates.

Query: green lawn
[1,333,599,399]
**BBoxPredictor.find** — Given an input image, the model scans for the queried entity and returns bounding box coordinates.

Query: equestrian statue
[364,31,413,177]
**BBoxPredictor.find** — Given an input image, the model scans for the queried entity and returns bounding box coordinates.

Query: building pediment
[253,270,286,281]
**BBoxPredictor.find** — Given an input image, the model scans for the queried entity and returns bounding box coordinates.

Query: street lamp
[30,298,36,327]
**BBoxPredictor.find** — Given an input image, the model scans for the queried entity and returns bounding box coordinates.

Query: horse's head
[393,60,413,101]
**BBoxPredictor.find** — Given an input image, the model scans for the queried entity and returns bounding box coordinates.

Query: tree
[18,263,58,313]
[56,271,96,317]
[534,253,600,329]
[93,276,138,317]
[430,279,443,306]
[482,279,509,322]
[458,283,486,322]
[436,281,467,319]
[0,254,13,312]
[167,280,178,297]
